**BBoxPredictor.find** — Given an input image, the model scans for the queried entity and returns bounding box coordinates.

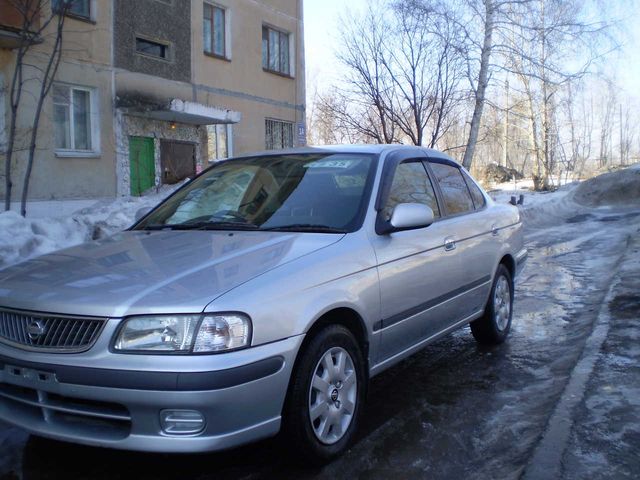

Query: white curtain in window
[53,85,92,151]
[53,85,71,149]
[73,89,91,150]
[213,7,225,56]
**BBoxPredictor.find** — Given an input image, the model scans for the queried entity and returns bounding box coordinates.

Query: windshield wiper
[261,224,347,234]
[142,221,259,231]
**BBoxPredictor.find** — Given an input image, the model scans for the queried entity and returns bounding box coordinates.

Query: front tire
[471,264,514,344]
[283,325,366,464]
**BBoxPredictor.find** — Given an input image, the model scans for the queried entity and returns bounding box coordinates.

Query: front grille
[0,309,106,352]
[0,382,131,440]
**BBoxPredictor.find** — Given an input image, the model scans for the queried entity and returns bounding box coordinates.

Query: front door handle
[444,237,457,251]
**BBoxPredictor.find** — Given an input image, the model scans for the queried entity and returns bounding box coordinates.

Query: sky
[303,0,367,97]
[302,0,640,105]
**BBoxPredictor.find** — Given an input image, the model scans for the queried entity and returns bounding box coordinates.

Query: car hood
[0,230,343,318]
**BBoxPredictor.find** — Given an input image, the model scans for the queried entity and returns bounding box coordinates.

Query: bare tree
[333,3,398,143]
[385,0,466,147]
[618,103,634,166]
[498,0,613,188]
[4,0,69,214]
[326,0,466,146]
[559,79,594,182]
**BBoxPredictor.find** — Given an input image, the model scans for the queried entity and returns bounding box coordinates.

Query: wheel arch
[281,306,370,419]
[303,307,370,366]
[498,253,516,281]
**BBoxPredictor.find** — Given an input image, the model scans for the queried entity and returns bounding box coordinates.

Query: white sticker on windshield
[306,159,357,169]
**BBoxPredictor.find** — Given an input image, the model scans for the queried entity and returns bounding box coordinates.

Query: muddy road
[1,196,638,480]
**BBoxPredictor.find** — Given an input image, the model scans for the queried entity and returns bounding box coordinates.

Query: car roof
[231,144,461,168]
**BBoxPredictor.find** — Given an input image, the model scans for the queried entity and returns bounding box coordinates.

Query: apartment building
[0,0,306,201]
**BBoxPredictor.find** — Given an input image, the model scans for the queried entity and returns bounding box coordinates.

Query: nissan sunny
[0,145,526,462]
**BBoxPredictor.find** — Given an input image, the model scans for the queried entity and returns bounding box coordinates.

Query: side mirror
[386,203,434,233]
[135,207,152,222]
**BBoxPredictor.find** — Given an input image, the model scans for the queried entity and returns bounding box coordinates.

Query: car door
[425,159,495,324]
[371,155,467,362]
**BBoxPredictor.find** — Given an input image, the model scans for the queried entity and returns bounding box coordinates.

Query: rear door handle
[444,237,457,251]
[491,224,499,236]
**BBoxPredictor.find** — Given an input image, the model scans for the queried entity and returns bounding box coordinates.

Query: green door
[129,136,155,196]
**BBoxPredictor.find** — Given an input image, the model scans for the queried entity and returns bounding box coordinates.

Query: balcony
[0,0,41,49]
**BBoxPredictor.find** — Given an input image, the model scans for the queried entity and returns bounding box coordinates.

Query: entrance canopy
[125,99,241,126]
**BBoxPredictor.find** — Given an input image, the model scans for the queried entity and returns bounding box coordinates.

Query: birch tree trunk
[462,0,495,170]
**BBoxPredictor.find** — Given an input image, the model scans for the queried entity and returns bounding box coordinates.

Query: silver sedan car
[0,145,526,462]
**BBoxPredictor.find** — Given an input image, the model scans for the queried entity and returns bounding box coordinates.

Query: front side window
[203,3,226,57]
[53,84,94,151]
[262,26,290,75]
[430,162,475,215]
[207,124,231,161]
[53,0,90,19]
[382,161,441,221]
[136,37,169,59]
[134,154,376,233]
[265,118,294,150]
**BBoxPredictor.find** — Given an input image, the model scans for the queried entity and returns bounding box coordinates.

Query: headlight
[114,313,251,353]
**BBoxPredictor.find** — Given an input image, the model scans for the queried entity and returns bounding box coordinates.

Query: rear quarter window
[462,170,486,209]
[429,162,475,216]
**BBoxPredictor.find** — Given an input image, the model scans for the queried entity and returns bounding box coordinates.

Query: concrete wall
[0,0,306,202]
[113,0,191,83]
[191,0,306,154]
[0,1,116,202]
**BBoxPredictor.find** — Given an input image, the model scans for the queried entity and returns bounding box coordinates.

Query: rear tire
[283,324,366,465]
[471,264,513,345]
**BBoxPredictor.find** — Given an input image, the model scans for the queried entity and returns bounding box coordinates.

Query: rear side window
[429,162,475,215]
[462,170,486,209]
[382,161,441,221]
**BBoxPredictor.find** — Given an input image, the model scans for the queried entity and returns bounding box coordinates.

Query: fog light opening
[160,410,205,435]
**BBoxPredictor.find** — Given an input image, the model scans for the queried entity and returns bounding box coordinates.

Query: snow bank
[490,164,640,228]
[491,182,581,229]
[0,185,181,270]
[573,167,640,207]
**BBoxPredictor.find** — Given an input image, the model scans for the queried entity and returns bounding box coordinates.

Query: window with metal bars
[265,119,294,150]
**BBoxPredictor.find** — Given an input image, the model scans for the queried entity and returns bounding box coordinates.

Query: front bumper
[0,334,304,453]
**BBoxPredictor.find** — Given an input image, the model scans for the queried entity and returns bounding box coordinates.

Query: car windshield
[133,153,376,233]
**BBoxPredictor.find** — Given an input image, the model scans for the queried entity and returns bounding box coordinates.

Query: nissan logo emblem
[27,320,46,341]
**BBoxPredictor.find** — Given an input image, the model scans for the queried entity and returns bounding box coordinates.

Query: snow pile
[491,182,581,229]
[573,167,640,207]
[0,184,181,270]
[0,212,89,268]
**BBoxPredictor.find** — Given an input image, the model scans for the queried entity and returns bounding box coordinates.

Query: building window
[53,84,97,152]
[207,124,232,161]
[203,3,226,58]
[262,26,290,76]
[52,0,91,19]
[265,119,293,150]
[136,37,169,59]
